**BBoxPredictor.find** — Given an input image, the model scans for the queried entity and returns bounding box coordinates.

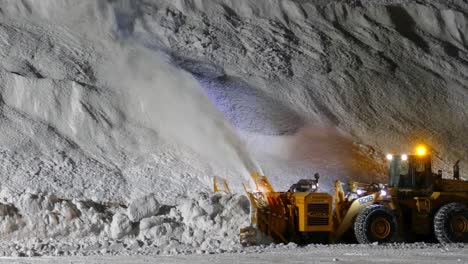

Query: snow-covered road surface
[0,244,466,264]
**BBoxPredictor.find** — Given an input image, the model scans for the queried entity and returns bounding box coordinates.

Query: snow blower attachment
[239,172,334,245]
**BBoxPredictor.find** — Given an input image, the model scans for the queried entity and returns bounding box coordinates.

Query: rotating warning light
[416,145,427,156]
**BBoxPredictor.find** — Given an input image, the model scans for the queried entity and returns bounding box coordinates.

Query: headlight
[380,189,388,197]
[347,193,359,201]
[386,154,393,160]
[401,154,408,161]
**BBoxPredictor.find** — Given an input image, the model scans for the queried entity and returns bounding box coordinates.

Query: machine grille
[307,203,329,226]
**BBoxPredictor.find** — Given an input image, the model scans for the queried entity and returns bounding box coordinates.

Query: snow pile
[0,191,249,253]
[172,192,249,251]
[0,192,111,240]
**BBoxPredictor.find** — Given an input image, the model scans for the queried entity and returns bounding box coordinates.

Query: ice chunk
[127,193,161,222]
[110,213,132,239]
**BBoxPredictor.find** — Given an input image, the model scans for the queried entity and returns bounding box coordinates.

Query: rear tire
[354,204,397,244]
[434,203,468,243]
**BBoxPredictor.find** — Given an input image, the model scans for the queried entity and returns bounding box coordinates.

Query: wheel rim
[370,217,391,239]
[450,215,468,234]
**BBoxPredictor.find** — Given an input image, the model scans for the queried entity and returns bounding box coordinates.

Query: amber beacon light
[416,145,427,156]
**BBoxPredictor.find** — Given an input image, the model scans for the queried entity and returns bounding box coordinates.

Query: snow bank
[0,191,249,253]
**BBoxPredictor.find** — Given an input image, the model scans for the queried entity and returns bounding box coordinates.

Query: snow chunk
[127,193,161,222]
[110,213,132,239]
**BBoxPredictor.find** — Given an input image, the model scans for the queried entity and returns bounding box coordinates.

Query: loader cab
[289,173,321,193]
[388,154,433,191]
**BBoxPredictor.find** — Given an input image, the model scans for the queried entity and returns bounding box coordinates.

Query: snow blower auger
[213,176,231,194]
[238,172,335,246]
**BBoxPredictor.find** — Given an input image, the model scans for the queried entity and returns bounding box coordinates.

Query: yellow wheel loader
[383,146,468,243]
[215,146,468,245]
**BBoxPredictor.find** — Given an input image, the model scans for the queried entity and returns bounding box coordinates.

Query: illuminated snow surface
[0,0,467,261]
[0,243,466,263]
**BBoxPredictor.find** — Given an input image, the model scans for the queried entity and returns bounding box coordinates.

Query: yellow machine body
[249,191,333,244]
[295,192,333,232]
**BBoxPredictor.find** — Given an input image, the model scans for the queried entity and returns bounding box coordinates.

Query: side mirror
[314,173,320,180]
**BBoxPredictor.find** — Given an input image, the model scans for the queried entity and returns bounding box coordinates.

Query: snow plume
[244,126,386,192]
[102,0,263,189]
[98,45,261,188]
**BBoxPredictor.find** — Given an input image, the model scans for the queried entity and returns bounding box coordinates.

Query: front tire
[434,203,468,243]
[354,204,397,244]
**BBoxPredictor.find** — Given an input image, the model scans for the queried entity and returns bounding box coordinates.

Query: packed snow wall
[0,0,467,204]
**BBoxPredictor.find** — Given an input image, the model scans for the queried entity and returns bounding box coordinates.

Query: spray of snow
[98,44,261,188]
[242,126,387,191]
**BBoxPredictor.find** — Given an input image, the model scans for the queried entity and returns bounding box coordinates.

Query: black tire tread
[434,203,468,244]
[354,204,397,244]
